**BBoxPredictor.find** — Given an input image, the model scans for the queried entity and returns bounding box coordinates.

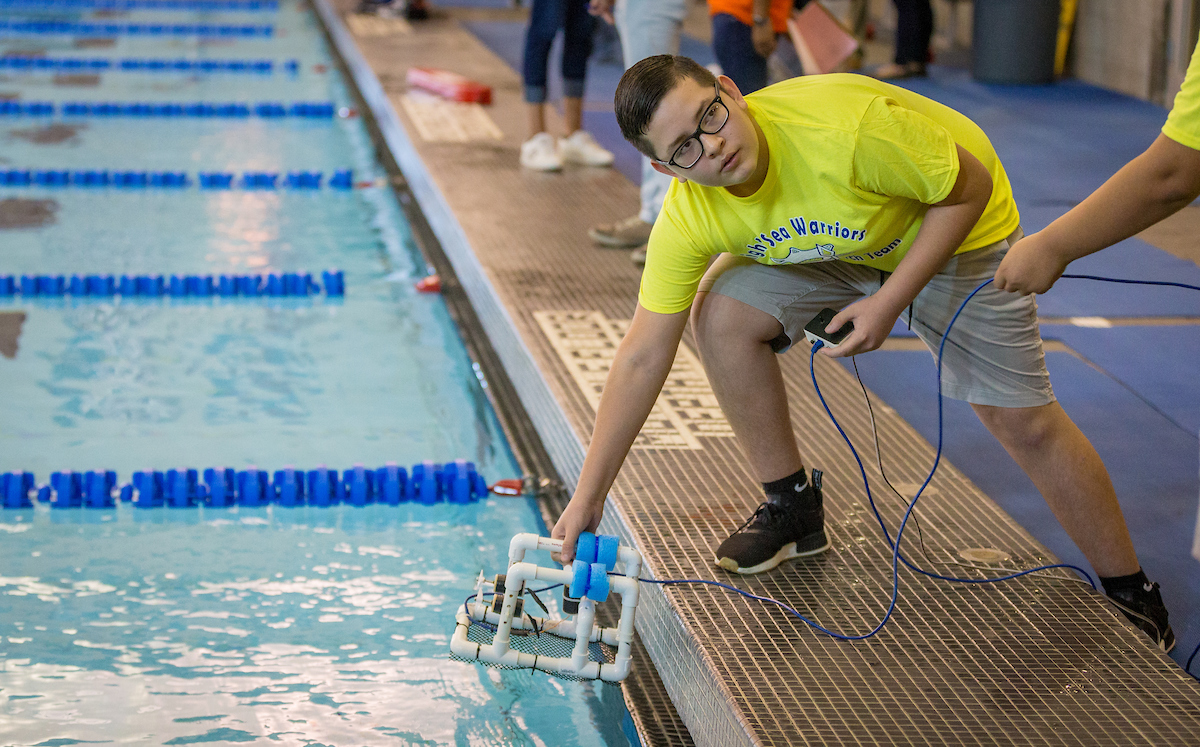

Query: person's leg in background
[873,0,932,79]
[711,12,769,94]
[589,0,688,260]
[521,0,568,171]
[557,0,616,167]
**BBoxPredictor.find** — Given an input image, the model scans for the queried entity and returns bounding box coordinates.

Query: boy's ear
[650,161,687,183]
[718,73,748,110]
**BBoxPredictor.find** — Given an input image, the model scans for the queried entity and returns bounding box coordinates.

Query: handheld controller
[803,308,853,349]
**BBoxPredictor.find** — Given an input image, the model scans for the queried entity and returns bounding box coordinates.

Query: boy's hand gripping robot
[451,531,642,682]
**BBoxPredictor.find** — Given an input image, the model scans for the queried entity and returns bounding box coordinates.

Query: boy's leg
[692,255,876,574]
[909,232,1174,651]
[969,401,1137,578]
[691,290,800,483]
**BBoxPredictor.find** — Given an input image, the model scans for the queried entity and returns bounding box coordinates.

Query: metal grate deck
[312,4,1200,744]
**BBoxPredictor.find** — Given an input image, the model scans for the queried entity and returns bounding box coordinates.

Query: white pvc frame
[450,533,643,682]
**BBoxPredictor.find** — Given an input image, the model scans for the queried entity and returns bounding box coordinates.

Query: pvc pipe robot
[451,531,642,682]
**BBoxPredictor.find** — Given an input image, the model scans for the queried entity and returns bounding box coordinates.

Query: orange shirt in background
[707,0,792,34]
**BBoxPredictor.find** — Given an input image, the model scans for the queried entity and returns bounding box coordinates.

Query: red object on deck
[490,479,524,496]
[415,275,442,293]
[406,67,492,105]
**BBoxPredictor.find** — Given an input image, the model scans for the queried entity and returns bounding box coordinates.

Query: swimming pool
[0,1,636,743]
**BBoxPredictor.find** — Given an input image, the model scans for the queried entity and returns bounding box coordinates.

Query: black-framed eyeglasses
[654,83,729,170]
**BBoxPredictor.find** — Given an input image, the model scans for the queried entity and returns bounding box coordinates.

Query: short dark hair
[615,55,717,159]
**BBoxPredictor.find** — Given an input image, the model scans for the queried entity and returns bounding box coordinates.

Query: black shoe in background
[1107,581,1176,653]
[714,469,829,575]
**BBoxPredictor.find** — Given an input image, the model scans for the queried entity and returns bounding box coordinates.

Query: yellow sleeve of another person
[1163,40,1200,151]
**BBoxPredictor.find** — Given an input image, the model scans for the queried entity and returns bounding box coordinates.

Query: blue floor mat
[1045,325,1200,435]
[833,348,1200,667]
[896,67,1168,206]
[1030,235,1200,318]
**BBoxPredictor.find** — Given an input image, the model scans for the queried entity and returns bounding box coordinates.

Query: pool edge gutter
[305,3,710,746]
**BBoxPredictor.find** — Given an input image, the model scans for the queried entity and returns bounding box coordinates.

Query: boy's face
[644,74,761,189]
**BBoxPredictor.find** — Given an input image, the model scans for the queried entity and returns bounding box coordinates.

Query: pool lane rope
[0,0,278,11]
[0,461,514,509]
[0,56,297,73]
[0,270,345,298]
[0,20,274,35]
[1,169,360,190]
[0,100,341,117]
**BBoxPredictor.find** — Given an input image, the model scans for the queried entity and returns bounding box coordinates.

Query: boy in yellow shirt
[552,55,1174,651]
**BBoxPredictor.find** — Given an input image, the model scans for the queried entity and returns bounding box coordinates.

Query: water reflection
[0,502,630,746]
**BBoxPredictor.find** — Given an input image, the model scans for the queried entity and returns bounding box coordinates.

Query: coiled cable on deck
[630,274,1200,676]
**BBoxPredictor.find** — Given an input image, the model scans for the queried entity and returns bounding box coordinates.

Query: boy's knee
[972,402,1059,451]
[692,293,781,350]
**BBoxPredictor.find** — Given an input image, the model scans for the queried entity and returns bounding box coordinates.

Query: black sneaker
[1107,581,1176,653]
[715,469,830,575]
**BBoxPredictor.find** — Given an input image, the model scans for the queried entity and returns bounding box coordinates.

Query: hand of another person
[752,22,777,59]
[993,233,1069,295]
[551,495,606,565]
[818,295,901,358]
[588,0,615,24]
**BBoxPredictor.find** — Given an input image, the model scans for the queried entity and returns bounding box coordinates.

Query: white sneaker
[520,132,562,171]
[559,129,614,167]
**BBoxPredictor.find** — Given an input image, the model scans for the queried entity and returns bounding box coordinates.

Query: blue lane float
[0,0,278,11]
[0,270,346,299]
[1,461,494,509]
[0,101,336,118]
[0,57,294,73]
[0,169,354,190]
[0,20,274,36]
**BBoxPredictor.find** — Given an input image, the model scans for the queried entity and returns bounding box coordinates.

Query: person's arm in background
[994,134,1200,295]
[551,304,690,562]
[751,0,777,58]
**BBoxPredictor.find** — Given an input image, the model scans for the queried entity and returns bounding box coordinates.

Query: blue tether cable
[635,273,1200,672]
[462,583,564,633]
[451,275,1199,669]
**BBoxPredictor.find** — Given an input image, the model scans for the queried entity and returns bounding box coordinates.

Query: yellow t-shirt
[1163,39,1200,150]
[638,74,1021,315]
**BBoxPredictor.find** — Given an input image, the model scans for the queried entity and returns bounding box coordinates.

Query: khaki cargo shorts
[698,229,1055,408]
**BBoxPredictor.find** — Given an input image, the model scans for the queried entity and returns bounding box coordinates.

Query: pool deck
[314,3,1200,745]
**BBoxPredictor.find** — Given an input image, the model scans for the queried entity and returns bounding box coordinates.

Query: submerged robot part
[451,532,642,682]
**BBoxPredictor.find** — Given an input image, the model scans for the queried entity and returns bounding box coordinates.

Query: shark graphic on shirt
[766,243,837,264]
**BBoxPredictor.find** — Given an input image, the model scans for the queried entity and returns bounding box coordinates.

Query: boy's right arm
[995,133,1200,295]
[552,302,691,563]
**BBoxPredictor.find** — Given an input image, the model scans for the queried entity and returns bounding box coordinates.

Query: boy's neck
[725,116,770,198]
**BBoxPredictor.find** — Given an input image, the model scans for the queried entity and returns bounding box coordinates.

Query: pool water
[0,505,632,746]
[0,1,635,744]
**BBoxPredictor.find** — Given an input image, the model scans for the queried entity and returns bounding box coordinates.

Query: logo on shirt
[842,238,904,262]
[742,216,865,264]
[768,243,836,264]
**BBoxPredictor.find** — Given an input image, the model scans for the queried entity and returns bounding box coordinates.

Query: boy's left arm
[822,143,992,358]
